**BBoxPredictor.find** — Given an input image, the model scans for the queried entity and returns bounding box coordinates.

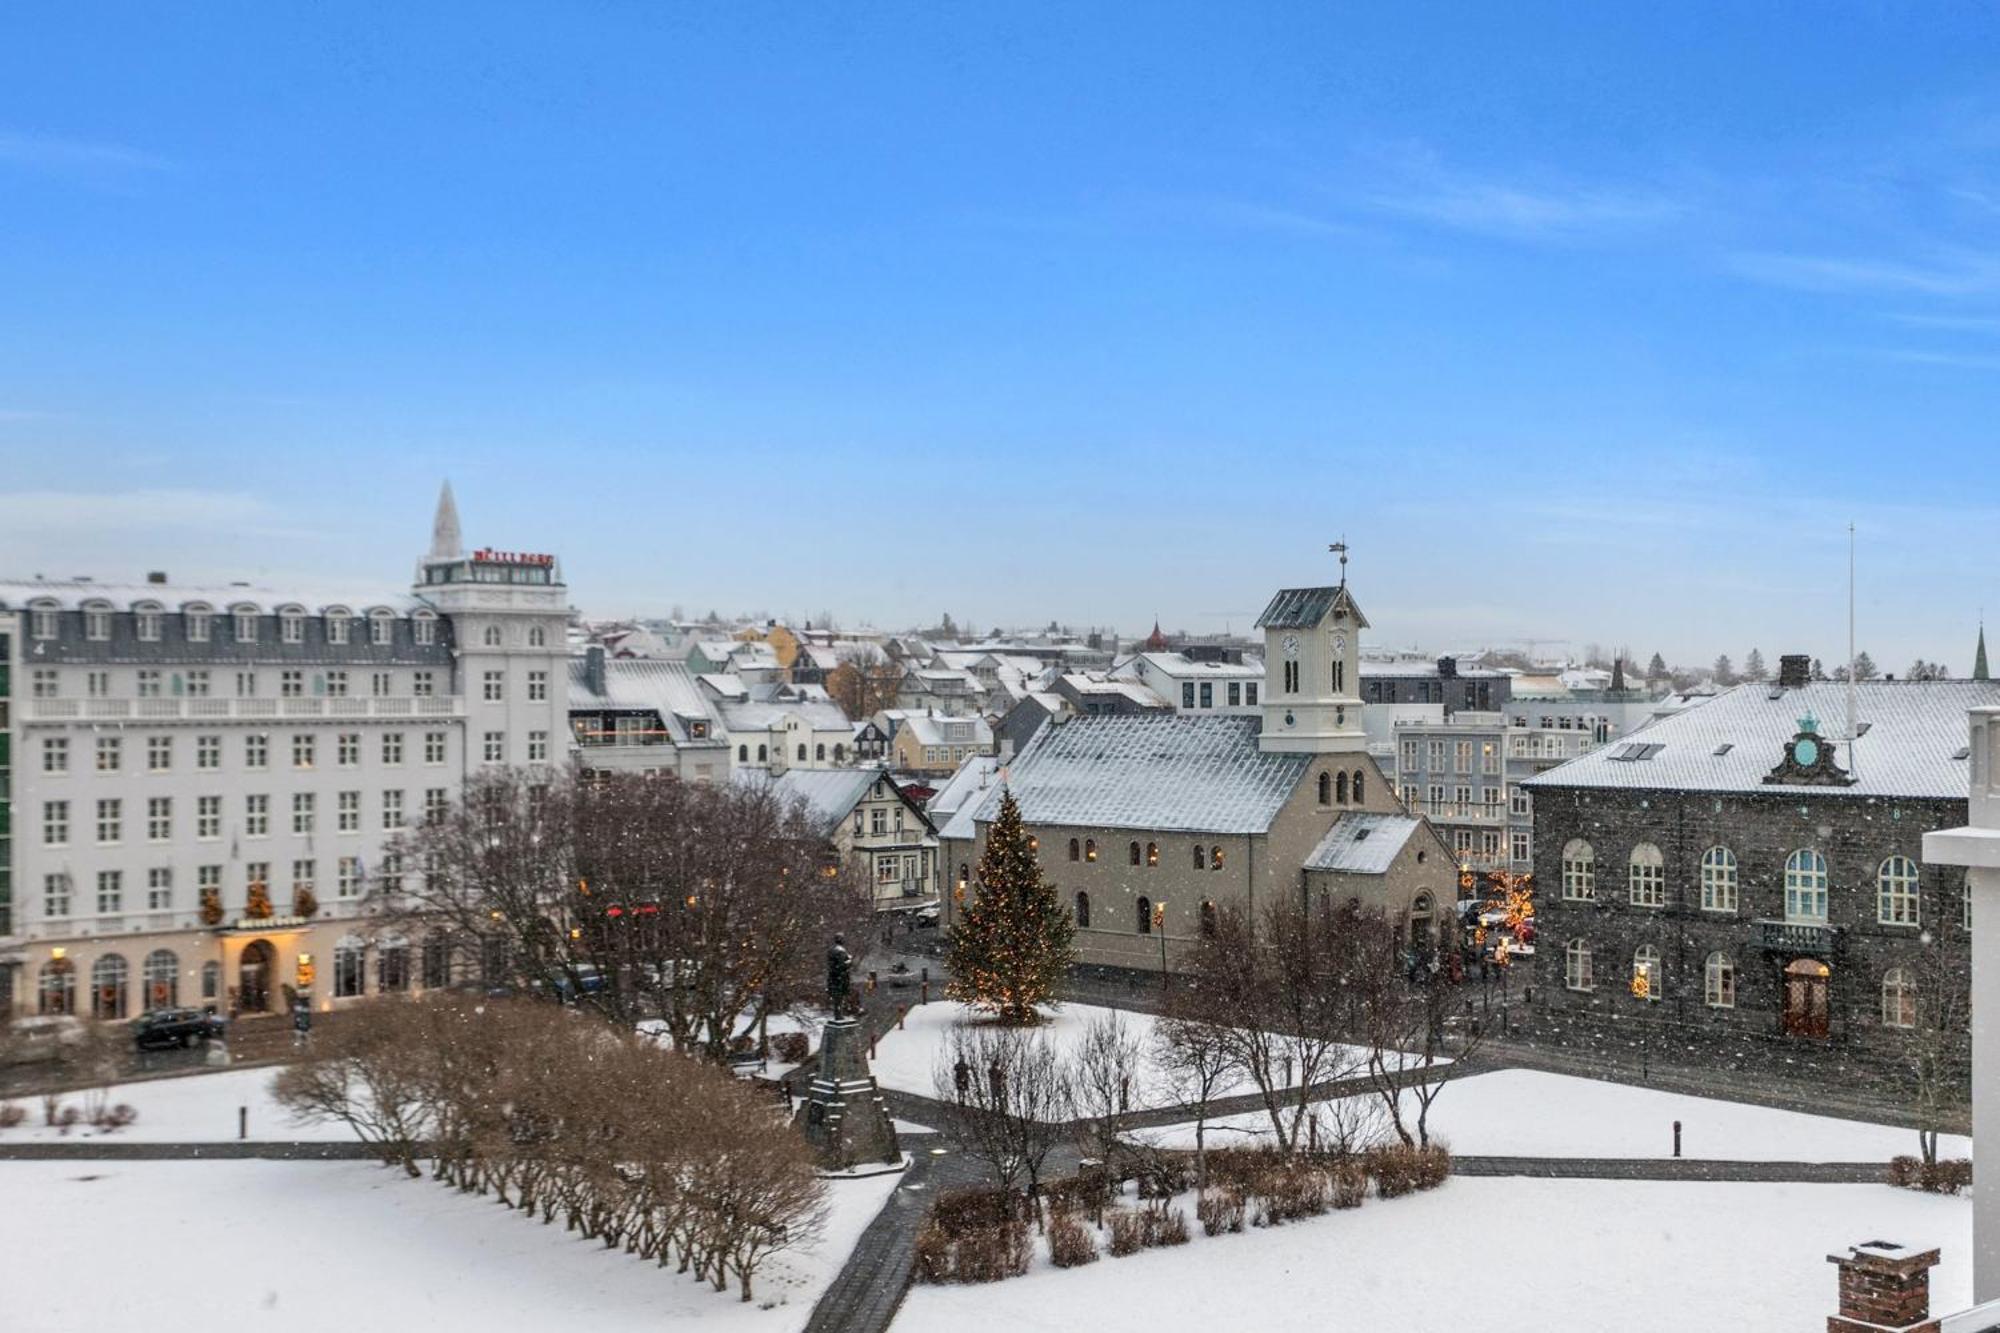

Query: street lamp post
[1156,901,1168,985]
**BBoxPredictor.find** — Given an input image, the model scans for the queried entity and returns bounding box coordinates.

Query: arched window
[1631,945,1661,1002]
[796,744,807,762]
[143,949,179,1009]
[1700,846,1739,913]
[1068,838,1081,863]
[816,744,826,762]
[1200,900,1218,938]
[482,625,502,648]
[1882,967,1917,1029]
[1146,842,1159,867]
[38,957,75,1015]
[1878,855,1921,926]
[201,960,221,1002]
[1704,952,1735,1009]
[1336,772,1349,804]
[1211,846,1225,871]
[528,626,546,648]
[1129,841,1142,866]
[1561,840,1596,901]
[1628,843,1665,907]
[91,953,129,1019]
[1192,844,1205,870]
[738,745,748,762]
[757,744,768,762]
[1318,772,1332,804]
[1135,896,1152,935]
[1352,770,1365,804]
[834,744,846,763]
[334,938,367,998]
[378,939,411,993]
[1075,891,1091,928]
[368,609,394,646]
[1785,849,1829,922]
[421,934,453,990]
[1564,938,1592,991]
[1085,839,1097,863]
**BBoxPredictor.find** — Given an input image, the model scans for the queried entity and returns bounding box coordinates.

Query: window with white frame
[186,669,210,696]
[1631,945,1661,1001]
[424,788,448,825]
[280,670,304,698]
[325,670,348,697]
[30,667,57,697]
[1882,967,1917,1029]
[412,671,434,698]
[371,612,394,646]
[1700,846,1738,912]
[483,670,504,702]
[527,730,548,762]
[482,625,502,648]
[527,669,547,701]
[97,869,123,914]
[1877,855,1920,926]
[96,736,121,772]
[147,736,172,771]
[137,668,162,697]
[86,670,109,697]
[197,795,221,839]
[292,792,315,835]
[96,798,122,844]
[245,793,269,837]
[424,731,446,764]
[136,607,162,641]
[327,613,350,645]
[1628,843,1665,907]
[338,856,361,897]
[1511,830,1531,863]
[245,734,268,769]
[196,735,220,769]
[337,790,360,832]
[334,939,366,997]
[413,615,435,646]
[30,604,59,639]
[1704,952,1735,1008]
[1564,938,1592,991]
[280,612,304,644]
[186,608,212,642]
[147,867,172,911]
[236,670,256,696]
[1785,849,1829,922]
[1561,839,1596,901]
[338,732,359,767]
[83,605,111,640]
[382,732,404,764]
[528,625,545,647]
[483,731,504,763]
[234,609,258,643]
[43,800,69,846]
[42,737,68,773]
[382,789,405,830]
[372,671,393,697]
[147,797,171,841]
[44,873,71,917]
[293,733,316,769]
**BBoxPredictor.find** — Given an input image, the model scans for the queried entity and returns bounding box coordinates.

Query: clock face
[1331,632,1347,655]
[1793,738,1820,767]
[1281,634,1300,658]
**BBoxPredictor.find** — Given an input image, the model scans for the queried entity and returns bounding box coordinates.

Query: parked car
[133,1007,228,1050]
[912,904,941,928]
[0,1014,86,1067]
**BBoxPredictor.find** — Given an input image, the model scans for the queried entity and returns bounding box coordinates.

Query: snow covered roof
[1360,659,1508,680]
[734,767,902,836]
[1523,680,2000,800]
[715,694,852,734]
[1133,652,1262,680]
[901,713,993,747]
[566,658,721,744]
[928,755,1004,820]
[0,578,420,615]
[1255,584,1368,630]
[1304,813,1424,875]
[971,714,1309,835]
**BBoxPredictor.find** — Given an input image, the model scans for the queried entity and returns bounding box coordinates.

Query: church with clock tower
[937,553,1456,975]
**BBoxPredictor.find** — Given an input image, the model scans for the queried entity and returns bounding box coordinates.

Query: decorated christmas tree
[946,788,1075,1025]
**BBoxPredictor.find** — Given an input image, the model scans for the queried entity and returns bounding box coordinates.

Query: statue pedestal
[794,1017,901,1172]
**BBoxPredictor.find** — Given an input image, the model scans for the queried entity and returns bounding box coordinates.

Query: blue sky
[3,3,1999,670]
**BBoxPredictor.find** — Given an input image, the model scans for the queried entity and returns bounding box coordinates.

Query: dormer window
[30,601,59,640]
[326,609,351,645]
[83,603,112,641]
[279,609,305,644]
[233,607,259,643]
[369,611,394,646]
[135,605,163,642]
[183,605,212,642]
[413,614,436,646]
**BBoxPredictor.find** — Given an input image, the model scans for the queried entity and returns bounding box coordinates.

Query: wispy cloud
[0,130,172,176]
[1869,347,2000,371]
[1729,249,2000,297]
[1362,176,1680,240]
[1886,311,2000,334]
[1194,199,1378,242]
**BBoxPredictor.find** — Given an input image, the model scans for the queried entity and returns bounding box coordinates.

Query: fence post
[238,1105,247,1141]
[1673,1120,1682,1158]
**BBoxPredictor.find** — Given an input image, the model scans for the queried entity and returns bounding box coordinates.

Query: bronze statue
[827,936,853,1016]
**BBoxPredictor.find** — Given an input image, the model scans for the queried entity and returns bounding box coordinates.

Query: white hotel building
[0,486,569,1021]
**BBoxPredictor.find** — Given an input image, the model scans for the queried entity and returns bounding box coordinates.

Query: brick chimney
[1436,655,1458,680]
[1779,654,1813,689]
[1827,1241,1941,1333]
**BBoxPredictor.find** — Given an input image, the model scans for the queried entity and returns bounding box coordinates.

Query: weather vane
[1329,538,1349,586]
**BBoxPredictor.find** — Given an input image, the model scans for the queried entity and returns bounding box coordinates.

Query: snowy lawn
[871,1000,1426,1110]
[893,1178,1971,1333]
[1130,1067,1971,1162]
[0,1067,354,1143]
[3,1158,899,1333]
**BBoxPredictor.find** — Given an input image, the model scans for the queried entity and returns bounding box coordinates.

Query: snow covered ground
[0,1067,354,1143]
[1131,1067,1971,1161]
[871,1001,1424,1109]
[892,1178,1972,1333]
[3,1158,899,1333]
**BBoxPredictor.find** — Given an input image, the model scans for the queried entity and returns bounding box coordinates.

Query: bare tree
[931,1024,1073,1218]
[1903,930,1972,1166]
[1350,904,1484,1148]
[825,646,903,721]
[1070,1011,1144,1167]
[1152,1000,1237,1187]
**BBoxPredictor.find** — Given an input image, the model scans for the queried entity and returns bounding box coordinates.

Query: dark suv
[133,1007,228,1050]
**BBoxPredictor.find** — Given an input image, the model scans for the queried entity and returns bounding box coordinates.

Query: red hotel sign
[471,548,556,567]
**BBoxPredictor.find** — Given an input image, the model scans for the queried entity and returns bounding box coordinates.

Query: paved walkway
[0,1139,384,1160]
[801,1136,983,1333]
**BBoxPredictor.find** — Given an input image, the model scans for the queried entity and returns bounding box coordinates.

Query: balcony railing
[27,696,465,723]
[1754,918,1838,955]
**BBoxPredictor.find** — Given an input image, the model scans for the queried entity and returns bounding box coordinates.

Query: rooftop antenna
[1847,521,1859,778]
[1329,538,1349,588]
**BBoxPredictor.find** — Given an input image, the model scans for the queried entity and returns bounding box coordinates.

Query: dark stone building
[1525,659,1998,1083]
[1361,656,1511,714]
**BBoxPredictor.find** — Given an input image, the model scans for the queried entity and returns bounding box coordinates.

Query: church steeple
[1253,550,1369,755]
[1144,618,1168,652]
[428,480,463,562]
[1976,621,1990,682]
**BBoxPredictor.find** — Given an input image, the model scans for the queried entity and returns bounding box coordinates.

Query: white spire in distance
[428,480,463,561]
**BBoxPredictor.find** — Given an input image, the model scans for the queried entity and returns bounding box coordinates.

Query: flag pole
[1847,521,1858,773]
